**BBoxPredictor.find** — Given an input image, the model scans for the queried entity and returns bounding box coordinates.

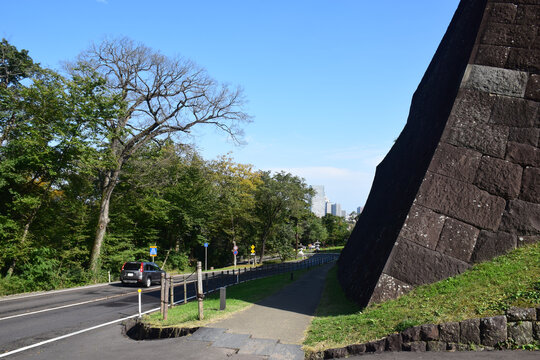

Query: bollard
[290,272,294,281]
[197,261,204,320]
[219,287,226,311]
[138,288,142,318]
[108,271,111,283]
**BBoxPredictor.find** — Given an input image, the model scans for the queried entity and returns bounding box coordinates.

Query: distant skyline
[1,0,460,210]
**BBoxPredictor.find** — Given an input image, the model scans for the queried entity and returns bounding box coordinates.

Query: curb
[308,307,540,359]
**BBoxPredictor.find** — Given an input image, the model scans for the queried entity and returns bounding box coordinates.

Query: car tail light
[121,262,126,270]
[139,263,144,272]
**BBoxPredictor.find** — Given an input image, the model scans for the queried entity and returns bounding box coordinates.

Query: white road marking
[0,294,198,358]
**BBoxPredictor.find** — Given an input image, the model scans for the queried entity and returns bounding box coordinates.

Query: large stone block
[439,322,460,343]
[473,156,523,199]
[506,307,537,321]
[385,239,470,286]
[520,167,540,203]
[481,23,538,48]
[480,316,507,346]
[443,118,509,158]
[508,127,539,147]
[370,273,413,304]
[401,326,421,343]
[420,324,439,341]
[500,199,540,235]
[490,96,538,128]
[485,2,517,24]
[449,89,495,124]
[515,4,540,25]
[507,48,540,73]
[436,218,479,262]
[384,334,402,352]
[508,321,534,345]
[417,173,506,230]
[429,142,482,182]
[474,45,510,68]
[399,205,446,249]
[460,319,481,344]
[505,142,540,167]
[471,231,516,263]
[462,64,528,97]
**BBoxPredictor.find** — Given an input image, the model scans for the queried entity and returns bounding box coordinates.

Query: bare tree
[71,37,250,273]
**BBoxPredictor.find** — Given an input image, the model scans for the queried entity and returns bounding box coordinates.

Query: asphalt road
[0,254,337,358]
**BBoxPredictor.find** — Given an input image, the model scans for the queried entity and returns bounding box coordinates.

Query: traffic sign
[149,246,157,256]
[250,244,255,254]
[204,242,209,248]
[233,250,238,255]
[233,245,238,251]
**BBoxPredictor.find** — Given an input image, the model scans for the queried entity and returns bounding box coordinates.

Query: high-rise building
[325,201,332,215]
[331,203,342,217]
[310,185,326,217]
[341,210,347,218]
[357,206,363,214]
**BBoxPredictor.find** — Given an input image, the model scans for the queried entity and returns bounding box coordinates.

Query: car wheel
[145,276,152,288]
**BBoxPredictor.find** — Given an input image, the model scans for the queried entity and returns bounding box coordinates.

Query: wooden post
[169,275,174,307]
[197,261,204,320]
[163,275,169,321]
[160,273,165,317]
[183,274,187,304]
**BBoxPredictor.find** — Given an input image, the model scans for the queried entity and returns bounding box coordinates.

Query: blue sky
[2,0,460,213]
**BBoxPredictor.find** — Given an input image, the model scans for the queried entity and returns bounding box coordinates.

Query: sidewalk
[185,262,334,359]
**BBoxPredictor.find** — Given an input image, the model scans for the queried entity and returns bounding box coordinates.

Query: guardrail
[162,253,340,309]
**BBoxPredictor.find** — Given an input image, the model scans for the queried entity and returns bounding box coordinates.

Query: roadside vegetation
[0,38,352,295]
[304,242,540,353]
[144,268,309,328]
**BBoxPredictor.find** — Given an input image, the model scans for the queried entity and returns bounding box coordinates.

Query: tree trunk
[89,169,120,274]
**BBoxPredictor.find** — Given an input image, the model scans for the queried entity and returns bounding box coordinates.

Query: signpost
[204,242,208,271]
[233,242,238,270]
[149,246,157,261]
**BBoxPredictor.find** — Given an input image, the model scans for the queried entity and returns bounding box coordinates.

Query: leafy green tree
[301,213,328,246]
[70,37,250,273]
[0,40,118,277]
[254,171,312,262]
[321,214,351,246]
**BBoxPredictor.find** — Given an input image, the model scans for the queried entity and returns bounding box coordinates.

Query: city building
[310,185,326,217]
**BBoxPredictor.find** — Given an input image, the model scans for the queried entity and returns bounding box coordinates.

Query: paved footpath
[185,262,334,359]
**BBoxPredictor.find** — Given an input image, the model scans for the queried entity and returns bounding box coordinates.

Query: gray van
[120,261,165,287]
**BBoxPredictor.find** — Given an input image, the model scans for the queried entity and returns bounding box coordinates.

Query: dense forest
[0,38,352,295]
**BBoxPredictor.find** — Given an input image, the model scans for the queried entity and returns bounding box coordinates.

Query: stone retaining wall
[311,307,540,359]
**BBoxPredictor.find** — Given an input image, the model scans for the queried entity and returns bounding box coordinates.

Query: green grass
[144,268,309,328]
[304,242,540,352]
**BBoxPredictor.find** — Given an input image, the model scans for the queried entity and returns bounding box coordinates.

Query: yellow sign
[250,244,255,254]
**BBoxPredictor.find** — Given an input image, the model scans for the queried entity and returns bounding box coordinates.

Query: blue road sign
[233,250,238,255]
[204,242,209,248]
[149,246,157,256]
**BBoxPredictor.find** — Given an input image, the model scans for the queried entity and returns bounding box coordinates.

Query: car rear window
[123,262,141,270]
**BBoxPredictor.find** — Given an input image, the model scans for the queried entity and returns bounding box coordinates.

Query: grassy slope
[304,242,540,352]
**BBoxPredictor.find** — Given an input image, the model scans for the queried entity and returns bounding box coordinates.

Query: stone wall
[311,307,540,359]
[338,0,539,306]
